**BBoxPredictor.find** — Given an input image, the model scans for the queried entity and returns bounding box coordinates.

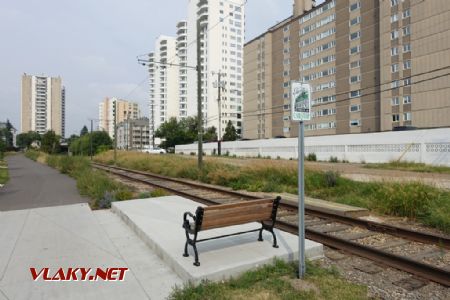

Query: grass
[95,151,450,233]
[364,160,450,174]
[24,149,41,161]
[170,259,367,300]
[0,159,8,185]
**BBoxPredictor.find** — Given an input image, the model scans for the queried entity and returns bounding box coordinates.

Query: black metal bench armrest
[183,212,196,231]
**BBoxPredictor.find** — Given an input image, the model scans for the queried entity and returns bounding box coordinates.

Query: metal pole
[90,119,93,160]
[114,102,117,165]
[217,72,222,156]
[197,19,203,169]
[298,120,306,278]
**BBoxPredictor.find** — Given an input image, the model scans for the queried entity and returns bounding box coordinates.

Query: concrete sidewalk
[0,203,182,300]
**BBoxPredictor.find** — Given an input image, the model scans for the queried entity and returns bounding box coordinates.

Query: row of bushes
[95,151,450,233]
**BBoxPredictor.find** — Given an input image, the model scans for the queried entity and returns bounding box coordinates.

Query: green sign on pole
[291,81,311,121]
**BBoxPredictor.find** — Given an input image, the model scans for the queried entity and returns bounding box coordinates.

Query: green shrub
[324,171,339,188]
[329,156,339,163]
[306,153,317,161]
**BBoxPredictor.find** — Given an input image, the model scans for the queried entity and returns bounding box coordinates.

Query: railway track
[92,162,450,287]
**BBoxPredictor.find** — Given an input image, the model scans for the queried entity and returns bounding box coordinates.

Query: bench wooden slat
[202,203,272,222]
[203,198,274,211]
[201,211,273,230]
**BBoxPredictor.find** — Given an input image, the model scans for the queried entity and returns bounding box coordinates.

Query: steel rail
[276,221,450,287]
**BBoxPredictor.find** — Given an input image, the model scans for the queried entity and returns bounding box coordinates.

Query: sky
[0,0,298,136]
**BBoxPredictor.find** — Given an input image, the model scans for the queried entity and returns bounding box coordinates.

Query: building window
[402,9,410,19]
[392,114,400,122]
[350,90,361,98]
[391,0,398,6]
[349,119,361,127]
[403,26,410,36]
[350,75,361,83]
[391,47,399,56]
[391,80,400,88]
[391,30,399,40]
[349,16,361,26]
[391,63,399,73]
[403,95,412,104]
[349,60,361,69]
[391,97,400,106]
[404,78,411,86]
[349,45,361,55]
[390,14,398,23]
[349,31,361,41]
[349,2,360,12]
[403,44,411,53]
[403,112,411,121]
[350,104,361,112]
[403,60,411,70]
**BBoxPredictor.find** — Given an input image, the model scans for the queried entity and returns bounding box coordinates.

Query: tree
[203,126,217,143]
[16,131,41,149]
[41,131,61,154]
[80,125,89,136]
[67,134,79,146]
[0,131,5,159]
[222,121,238,141]
[69,131,112,155]
[4,120,14,150]
[155,117,194,149]
[155,117,222,149]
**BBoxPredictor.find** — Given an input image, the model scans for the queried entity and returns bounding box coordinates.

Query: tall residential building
[186,0,246,137]
[21,74,66,137]
[147,0,245,143]
[148,36,179,146]
[379,0,450,130]
[98,97,140,139]
[244,0,380,138]
[177,21,190,118]
[244,0,450,139]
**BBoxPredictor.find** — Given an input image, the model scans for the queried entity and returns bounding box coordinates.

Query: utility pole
[113,100,117,165]
[89,119,93,160]
[197,18,203,169]
[213,71,225,155]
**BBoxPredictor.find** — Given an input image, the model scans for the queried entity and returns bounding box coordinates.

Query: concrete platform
[112,196,323,283]
[275,193,369,218]
[0,203,182,300]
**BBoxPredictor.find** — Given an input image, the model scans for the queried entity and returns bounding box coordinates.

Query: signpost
[290,81,311,279]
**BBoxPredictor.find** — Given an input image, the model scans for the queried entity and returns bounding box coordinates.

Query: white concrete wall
[175,128,450,166]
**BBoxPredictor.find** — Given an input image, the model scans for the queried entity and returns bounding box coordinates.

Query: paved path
[0,155,88,211]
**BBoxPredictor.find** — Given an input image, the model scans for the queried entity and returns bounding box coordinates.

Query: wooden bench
[182,197,281,266]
